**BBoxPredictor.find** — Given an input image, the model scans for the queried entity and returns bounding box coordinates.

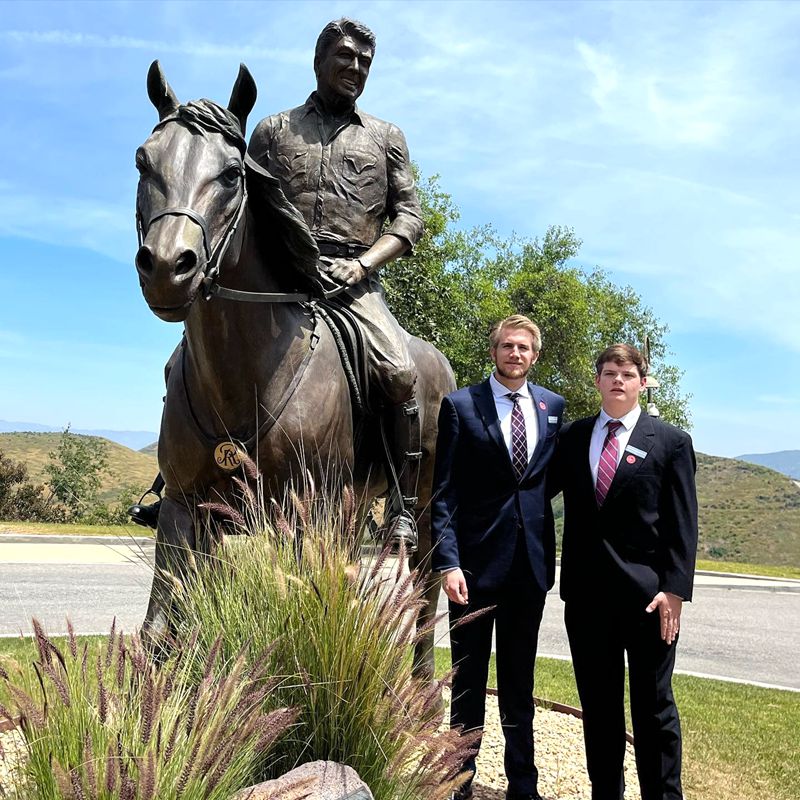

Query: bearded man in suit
[554,343,698,800]
[432,314,565,800]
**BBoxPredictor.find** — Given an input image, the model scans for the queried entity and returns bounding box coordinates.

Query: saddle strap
[315,303,365,414]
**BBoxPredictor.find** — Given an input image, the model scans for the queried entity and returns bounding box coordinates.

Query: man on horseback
[130,18,424,550]
[247,18,425,550]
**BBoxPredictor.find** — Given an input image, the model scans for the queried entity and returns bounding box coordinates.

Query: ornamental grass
[0,619,297,799]
[168,470,478,799]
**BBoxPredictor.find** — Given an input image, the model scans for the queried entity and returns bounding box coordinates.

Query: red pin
[626,454,636,464]
[539,401,546,410]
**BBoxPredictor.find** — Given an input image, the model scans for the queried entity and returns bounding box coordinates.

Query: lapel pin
[539,401,546,410]
[626,454,636,464]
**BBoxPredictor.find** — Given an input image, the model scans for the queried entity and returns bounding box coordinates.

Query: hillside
[0,432,157,504]
[696,453,800,566]
[2,435,799,566]
[551,452,799,567]
[736,450,800,480]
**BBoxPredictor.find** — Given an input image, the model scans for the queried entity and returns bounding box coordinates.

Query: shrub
[167,475,477,799]
[0,619,297,799]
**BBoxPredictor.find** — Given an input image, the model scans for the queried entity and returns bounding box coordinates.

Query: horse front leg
[142,496,197,653]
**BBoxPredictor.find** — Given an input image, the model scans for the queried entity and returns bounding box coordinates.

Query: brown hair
[594,344,648,378]
[489,314,542,352]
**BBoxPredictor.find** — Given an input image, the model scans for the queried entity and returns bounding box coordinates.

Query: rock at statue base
[232,760,374,800]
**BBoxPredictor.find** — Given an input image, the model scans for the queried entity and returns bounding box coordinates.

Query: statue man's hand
[323,258,367,286]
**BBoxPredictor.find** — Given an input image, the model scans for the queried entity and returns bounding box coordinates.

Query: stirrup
[127,489,162,530]
[383,510,418,554]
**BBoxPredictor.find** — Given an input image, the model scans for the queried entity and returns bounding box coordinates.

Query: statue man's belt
[315,240,370,259]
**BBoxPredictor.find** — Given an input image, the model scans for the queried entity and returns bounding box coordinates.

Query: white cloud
[0,29,306,63]
[0,184,131,263]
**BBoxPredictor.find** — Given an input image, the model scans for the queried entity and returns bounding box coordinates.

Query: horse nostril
[136,246,154,274]
[175,250,198,275]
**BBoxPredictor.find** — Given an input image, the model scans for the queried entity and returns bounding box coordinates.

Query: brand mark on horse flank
[214,441,246,471]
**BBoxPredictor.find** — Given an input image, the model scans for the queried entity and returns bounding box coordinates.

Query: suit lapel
[604,413,655,505]
[523,383,549,478]
[471,379,515,474]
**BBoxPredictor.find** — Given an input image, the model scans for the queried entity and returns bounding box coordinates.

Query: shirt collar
[490,372,530,400]
[598,403,641,432]
[302,92,364,126]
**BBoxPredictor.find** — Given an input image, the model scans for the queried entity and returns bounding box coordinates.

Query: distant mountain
[736,450,800,480]
[0,420,158,451]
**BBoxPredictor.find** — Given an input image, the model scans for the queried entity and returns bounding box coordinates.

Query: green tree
[0,449,55,521]
[44,426,111,520]
[384,174,690,427]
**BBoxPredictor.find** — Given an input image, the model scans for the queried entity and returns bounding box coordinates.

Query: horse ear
[228,63,258,136]
[147,60,179,121]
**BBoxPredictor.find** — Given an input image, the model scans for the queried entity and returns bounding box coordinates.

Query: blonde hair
[489,314,542,352]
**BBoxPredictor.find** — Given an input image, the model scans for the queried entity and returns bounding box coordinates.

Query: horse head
[135,61,257,321]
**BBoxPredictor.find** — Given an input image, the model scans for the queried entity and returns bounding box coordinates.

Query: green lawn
[0,521,152,537]
[2,639,797,800]
[434,649,799,800]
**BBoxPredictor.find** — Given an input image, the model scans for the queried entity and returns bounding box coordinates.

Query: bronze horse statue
[134,61,455,679]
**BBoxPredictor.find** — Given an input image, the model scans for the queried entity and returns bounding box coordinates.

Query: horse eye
[221,165,242,185]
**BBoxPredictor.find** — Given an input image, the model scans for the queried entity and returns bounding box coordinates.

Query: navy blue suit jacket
[431,378,565,593]
[554,413,698,606]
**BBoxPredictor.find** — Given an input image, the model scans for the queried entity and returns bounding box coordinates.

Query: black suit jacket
[431,379,565,593]
[555,413,698,606]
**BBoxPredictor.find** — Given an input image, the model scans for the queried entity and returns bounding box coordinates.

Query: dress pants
[564,601,683,800]
[449,535,547,795]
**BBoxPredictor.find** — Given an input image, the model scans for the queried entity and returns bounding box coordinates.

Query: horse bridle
[136,174,251,302]
[136,165,344,305]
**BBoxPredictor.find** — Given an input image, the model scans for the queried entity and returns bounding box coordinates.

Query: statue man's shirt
[248,92,423,253]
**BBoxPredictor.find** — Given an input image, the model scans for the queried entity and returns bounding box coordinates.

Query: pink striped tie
[596,420,623,507]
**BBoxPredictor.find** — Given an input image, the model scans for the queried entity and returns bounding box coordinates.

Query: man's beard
[495,363,528,380]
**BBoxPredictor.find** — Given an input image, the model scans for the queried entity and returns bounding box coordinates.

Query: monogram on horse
[134,61,454,678]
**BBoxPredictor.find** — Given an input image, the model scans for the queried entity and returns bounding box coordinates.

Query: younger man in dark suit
[554,344,698,800]
[432,315,565,800]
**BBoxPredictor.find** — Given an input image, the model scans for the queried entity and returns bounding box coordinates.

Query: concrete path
[1,534,798,691]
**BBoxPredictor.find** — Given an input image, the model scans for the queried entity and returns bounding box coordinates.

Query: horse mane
[156,100,321,292]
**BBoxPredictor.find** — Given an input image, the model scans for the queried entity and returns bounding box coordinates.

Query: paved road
[2,535,798,691]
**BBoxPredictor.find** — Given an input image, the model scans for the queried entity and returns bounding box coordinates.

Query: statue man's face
[316,35,373,106]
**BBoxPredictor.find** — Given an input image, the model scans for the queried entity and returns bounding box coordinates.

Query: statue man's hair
[314,18,376,72]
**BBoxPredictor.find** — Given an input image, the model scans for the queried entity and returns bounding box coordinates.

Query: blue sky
[1,0,798,458]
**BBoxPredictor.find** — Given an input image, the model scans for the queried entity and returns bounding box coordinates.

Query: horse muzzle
[135,220,207,321]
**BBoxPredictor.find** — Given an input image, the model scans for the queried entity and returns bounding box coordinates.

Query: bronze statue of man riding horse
[132,18,455,679]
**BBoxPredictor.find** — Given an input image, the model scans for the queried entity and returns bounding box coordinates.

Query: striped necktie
[596,420,623,506]
[507,392,527,479]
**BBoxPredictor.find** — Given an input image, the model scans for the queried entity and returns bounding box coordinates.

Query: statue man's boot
[383,396,422,553]
[128,473,165,530]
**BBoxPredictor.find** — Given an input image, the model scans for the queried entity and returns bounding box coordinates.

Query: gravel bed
[0,729,25,798]
[442,689,641,800]
[0,696,641,800]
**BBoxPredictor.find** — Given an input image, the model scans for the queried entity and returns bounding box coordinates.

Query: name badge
[548,415,559,424]
[625,444,647,459]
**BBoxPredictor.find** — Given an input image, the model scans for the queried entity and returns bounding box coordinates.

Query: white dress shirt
[489,372,539,463]
[589,404,642,488]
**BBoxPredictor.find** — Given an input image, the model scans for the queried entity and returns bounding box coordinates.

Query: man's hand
[323,257,367,286]
[442,568,469,605]
[645,591,683,645]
